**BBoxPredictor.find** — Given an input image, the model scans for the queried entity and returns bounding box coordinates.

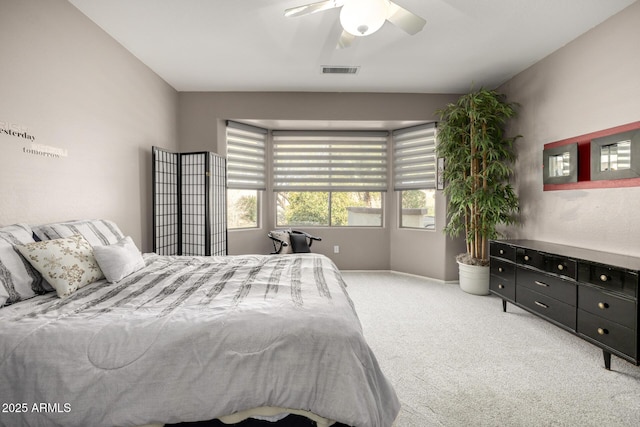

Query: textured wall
[0,0,178,252]
[499,2,640,256]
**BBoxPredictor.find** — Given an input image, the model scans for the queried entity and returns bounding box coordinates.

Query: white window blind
[272,130,388,191]
[226,121,267,190]
[393,123,437,190]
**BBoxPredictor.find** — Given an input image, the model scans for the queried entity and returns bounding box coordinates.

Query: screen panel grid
[209,152,227,256]
[153,148,227,256]
[152,147,179,255]
[181,153,207,256]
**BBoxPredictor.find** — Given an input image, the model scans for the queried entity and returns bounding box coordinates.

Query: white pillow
[93,236,145,283]
[16,235,105,298]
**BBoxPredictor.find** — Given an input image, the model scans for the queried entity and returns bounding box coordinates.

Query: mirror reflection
[549,152,571,177]
[600,140,631,171]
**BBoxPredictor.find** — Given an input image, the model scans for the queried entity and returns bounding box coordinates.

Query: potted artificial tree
[436,88,520,295]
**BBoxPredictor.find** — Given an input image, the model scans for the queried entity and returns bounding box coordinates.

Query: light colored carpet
[341,271,640,427]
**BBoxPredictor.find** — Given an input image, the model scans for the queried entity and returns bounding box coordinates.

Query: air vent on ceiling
[321,65,360,75]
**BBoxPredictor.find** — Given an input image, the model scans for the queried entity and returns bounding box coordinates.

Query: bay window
[272,130,387,227]
[393,123,438,229]
[226,121,266,229]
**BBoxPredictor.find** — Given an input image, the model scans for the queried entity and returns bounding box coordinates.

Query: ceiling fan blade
[336,30,355,49]
[284,0,344,18]
[386,1,426,35]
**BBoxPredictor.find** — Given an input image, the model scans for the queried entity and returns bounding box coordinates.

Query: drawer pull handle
[534,301,548,309]
[557,264,564,271]
[498,267,504,272]
[498,284,505,289]
[599,274,608,282]
[597,327,609,335]
[534,280,549,287]
[524,255,530,261]
[499,249,504,255]
[598,302,609,310]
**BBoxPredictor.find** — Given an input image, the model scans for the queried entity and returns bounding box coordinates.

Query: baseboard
[340,269,460,285]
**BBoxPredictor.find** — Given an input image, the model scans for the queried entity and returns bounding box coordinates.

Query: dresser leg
[502,299,507,312]
[603,350,611,370]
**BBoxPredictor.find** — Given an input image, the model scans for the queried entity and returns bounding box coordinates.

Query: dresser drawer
[578,262,638,298]
[517,286,576,330]
[490,275,516,301]
[491,258,515,281]
[578,309,636,359]
[490,241,516,262]
[517,267,576,306]
[544,254,577,280]
[517,248,545,270]
[578,285,636,328]
[517,249,577,279]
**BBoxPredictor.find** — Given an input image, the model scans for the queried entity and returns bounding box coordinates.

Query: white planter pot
[457,261,490,295]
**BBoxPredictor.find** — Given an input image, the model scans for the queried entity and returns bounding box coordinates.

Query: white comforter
[0,253,399,427]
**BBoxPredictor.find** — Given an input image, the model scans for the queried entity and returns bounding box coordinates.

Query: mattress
[0,253,399,427]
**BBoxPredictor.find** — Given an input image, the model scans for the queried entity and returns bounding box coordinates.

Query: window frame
[227,188,261,230]
[275,191,384,228]
[393,123,438,230]
[398,189,436,230]
[226,121,267,230]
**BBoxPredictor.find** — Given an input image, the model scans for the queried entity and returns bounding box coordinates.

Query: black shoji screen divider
[181,152,206,256]
[153,147,227,256]
[152,147,180,255]
[209,152,227,256]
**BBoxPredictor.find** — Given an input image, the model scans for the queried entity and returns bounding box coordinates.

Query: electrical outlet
[333,245,340,254]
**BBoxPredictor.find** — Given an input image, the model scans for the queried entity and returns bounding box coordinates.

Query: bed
[0,220,400,427]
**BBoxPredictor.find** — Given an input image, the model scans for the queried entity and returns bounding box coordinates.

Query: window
[276,191,383,227]
[227,189,259,229]
[272,130,388,227]
[393,123,437,229]
[227,189,260,229]
[399,189,435,229]
[226,121,266,229]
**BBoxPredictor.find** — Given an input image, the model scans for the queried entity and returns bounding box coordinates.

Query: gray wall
[178,92,464,279]
[0,0,178,252]
[6,0,634,278]
[499,1,640,256]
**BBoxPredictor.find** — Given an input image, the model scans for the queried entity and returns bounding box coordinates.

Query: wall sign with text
[1,120,69,158]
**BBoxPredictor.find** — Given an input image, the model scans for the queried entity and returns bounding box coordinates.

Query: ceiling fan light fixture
[339,0,389,37]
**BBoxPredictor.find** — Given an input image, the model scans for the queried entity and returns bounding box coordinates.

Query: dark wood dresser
[489,239,639,370]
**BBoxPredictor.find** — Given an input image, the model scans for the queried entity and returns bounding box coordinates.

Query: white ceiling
[68,0,636,94]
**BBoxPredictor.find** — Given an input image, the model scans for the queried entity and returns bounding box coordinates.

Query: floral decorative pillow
[16,235,105,298]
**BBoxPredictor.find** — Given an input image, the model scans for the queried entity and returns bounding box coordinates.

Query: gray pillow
[0,223,51,307]
[32,219,124,246]
[289,233,311,253]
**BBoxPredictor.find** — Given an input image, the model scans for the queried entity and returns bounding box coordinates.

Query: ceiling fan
[284,0,426,49]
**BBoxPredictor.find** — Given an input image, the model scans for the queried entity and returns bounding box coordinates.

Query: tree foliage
[279,191,381,226]
[284,192,329,225]
[402,190,427,209]
[236,194,257,223]
[436,88,520,264]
